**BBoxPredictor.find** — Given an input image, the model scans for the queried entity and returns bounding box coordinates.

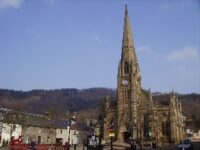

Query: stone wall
[22,126,56,144]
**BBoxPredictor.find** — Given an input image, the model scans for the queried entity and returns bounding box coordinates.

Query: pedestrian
[73,134,79,150]
[30,140,36,150]
[83,139,86,150]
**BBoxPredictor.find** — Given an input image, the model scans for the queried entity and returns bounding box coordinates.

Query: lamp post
[108,126,114,150]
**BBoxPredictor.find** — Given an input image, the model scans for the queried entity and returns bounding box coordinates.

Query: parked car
[177,139,193,150]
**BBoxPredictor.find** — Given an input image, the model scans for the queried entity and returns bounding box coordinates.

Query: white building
[56,126,79,145]
[0,122,22,146]
[54,119,81,145]
[56,126,70,145]
[69,129,79,145]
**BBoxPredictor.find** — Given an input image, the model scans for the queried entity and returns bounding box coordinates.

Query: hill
[0,88,199,127]
[0,88,116,118]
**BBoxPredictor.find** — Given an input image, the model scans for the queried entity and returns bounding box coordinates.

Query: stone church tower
[117,5,142,142]
[101,4,185,146]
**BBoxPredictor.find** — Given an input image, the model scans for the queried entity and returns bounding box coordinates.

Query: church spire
[122,4,137,62]
[123,4,133,48]
[117,4,141,143]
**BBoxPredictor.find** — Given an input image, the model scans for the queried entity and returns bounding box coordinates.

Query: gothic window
[127,90,130,99]
[166,121,170,137]
[124,61,129,74]
[162,121,167,136]
[125,89,127,100]
[124,89,130,100]
[144,114,149,138]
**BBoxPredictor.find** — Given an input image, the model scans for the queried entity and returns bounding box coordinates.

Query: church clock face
[122,79,129,86]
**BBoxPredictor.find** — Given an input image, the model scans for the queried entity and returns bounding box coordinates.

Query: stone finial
[149,88,151,93]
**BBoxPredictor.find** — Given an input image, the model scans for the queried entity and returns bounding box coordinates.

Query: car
[177,139,193,150]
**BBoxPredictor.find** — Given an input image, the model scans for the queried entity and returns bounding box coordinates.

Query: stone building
[0,108,57,144]
[21,114,56,144]
[0,108,84,146]
[0,122,22,146]
[101,5,185,146]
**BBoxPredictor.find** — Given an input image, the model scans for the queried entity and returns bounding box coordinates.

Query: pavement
[0,141,199,150]
[103,141,200,150]
[69,144,84,150]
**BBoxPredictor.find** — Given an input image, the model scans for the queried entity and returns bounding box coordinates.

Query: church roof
[152,94,170,106]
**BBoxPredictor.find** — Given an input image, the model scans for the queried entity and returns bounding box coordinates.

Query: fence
[9,144,69,150]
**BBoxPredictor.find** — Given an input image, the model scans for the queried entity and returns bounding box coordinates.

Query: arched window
[124,61,129,74]
[124,89,130,100]
[127,90,130,99]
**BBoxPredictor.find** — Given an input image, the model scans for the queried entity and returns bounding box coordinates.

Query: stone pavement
[0,142,199,150]
[69,144,84,150]
[103,141,200,150]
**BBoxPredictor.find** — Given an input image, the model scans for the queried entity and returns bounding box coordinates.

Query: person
[130,140,136,150]
[47,137,50,144]
[73,135,78,150]
[83,139,86,150]
[152,141,156,148]
[30,140,36,150]
[65,142,70,150]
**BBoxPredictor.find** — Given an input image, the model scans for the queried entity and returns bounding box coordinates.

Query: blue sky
[0,0,199,93]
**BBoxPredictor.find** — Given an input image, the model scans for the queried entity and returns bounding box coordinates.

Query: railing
[9,144,70,150]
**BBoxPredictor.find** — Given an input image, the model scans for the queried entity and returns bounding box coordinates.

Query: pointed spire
[123,4,133,48]
[122,4,137,62]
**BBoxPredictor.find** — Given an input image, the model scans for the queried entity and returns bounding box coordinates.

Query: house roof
[0,108,68,128]
[0,108,92,131]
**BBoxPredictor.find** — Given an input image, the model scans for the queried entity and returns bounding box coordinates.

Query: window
[124,89,130,100]
[12,124,16,131]
[127,90,130,99]
[162,122,166,136]
[166,121,170,136]
[38,136,41,144]
[143,114,149,138]
[124,61,129,74]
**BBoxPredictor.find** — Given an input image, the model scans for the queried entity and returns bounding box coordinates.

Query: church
[101,5,185,146]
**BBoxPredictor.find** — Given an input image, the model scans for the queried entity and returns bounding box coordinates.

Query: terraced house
[0,108,83,146]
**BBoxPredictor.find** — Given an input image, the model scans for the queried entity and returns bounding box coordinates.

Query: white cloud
[164,46,200,93]
[0,0,23,9]
[166,47,199,62]
[167,64,200,93]
[0,0,57,9]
